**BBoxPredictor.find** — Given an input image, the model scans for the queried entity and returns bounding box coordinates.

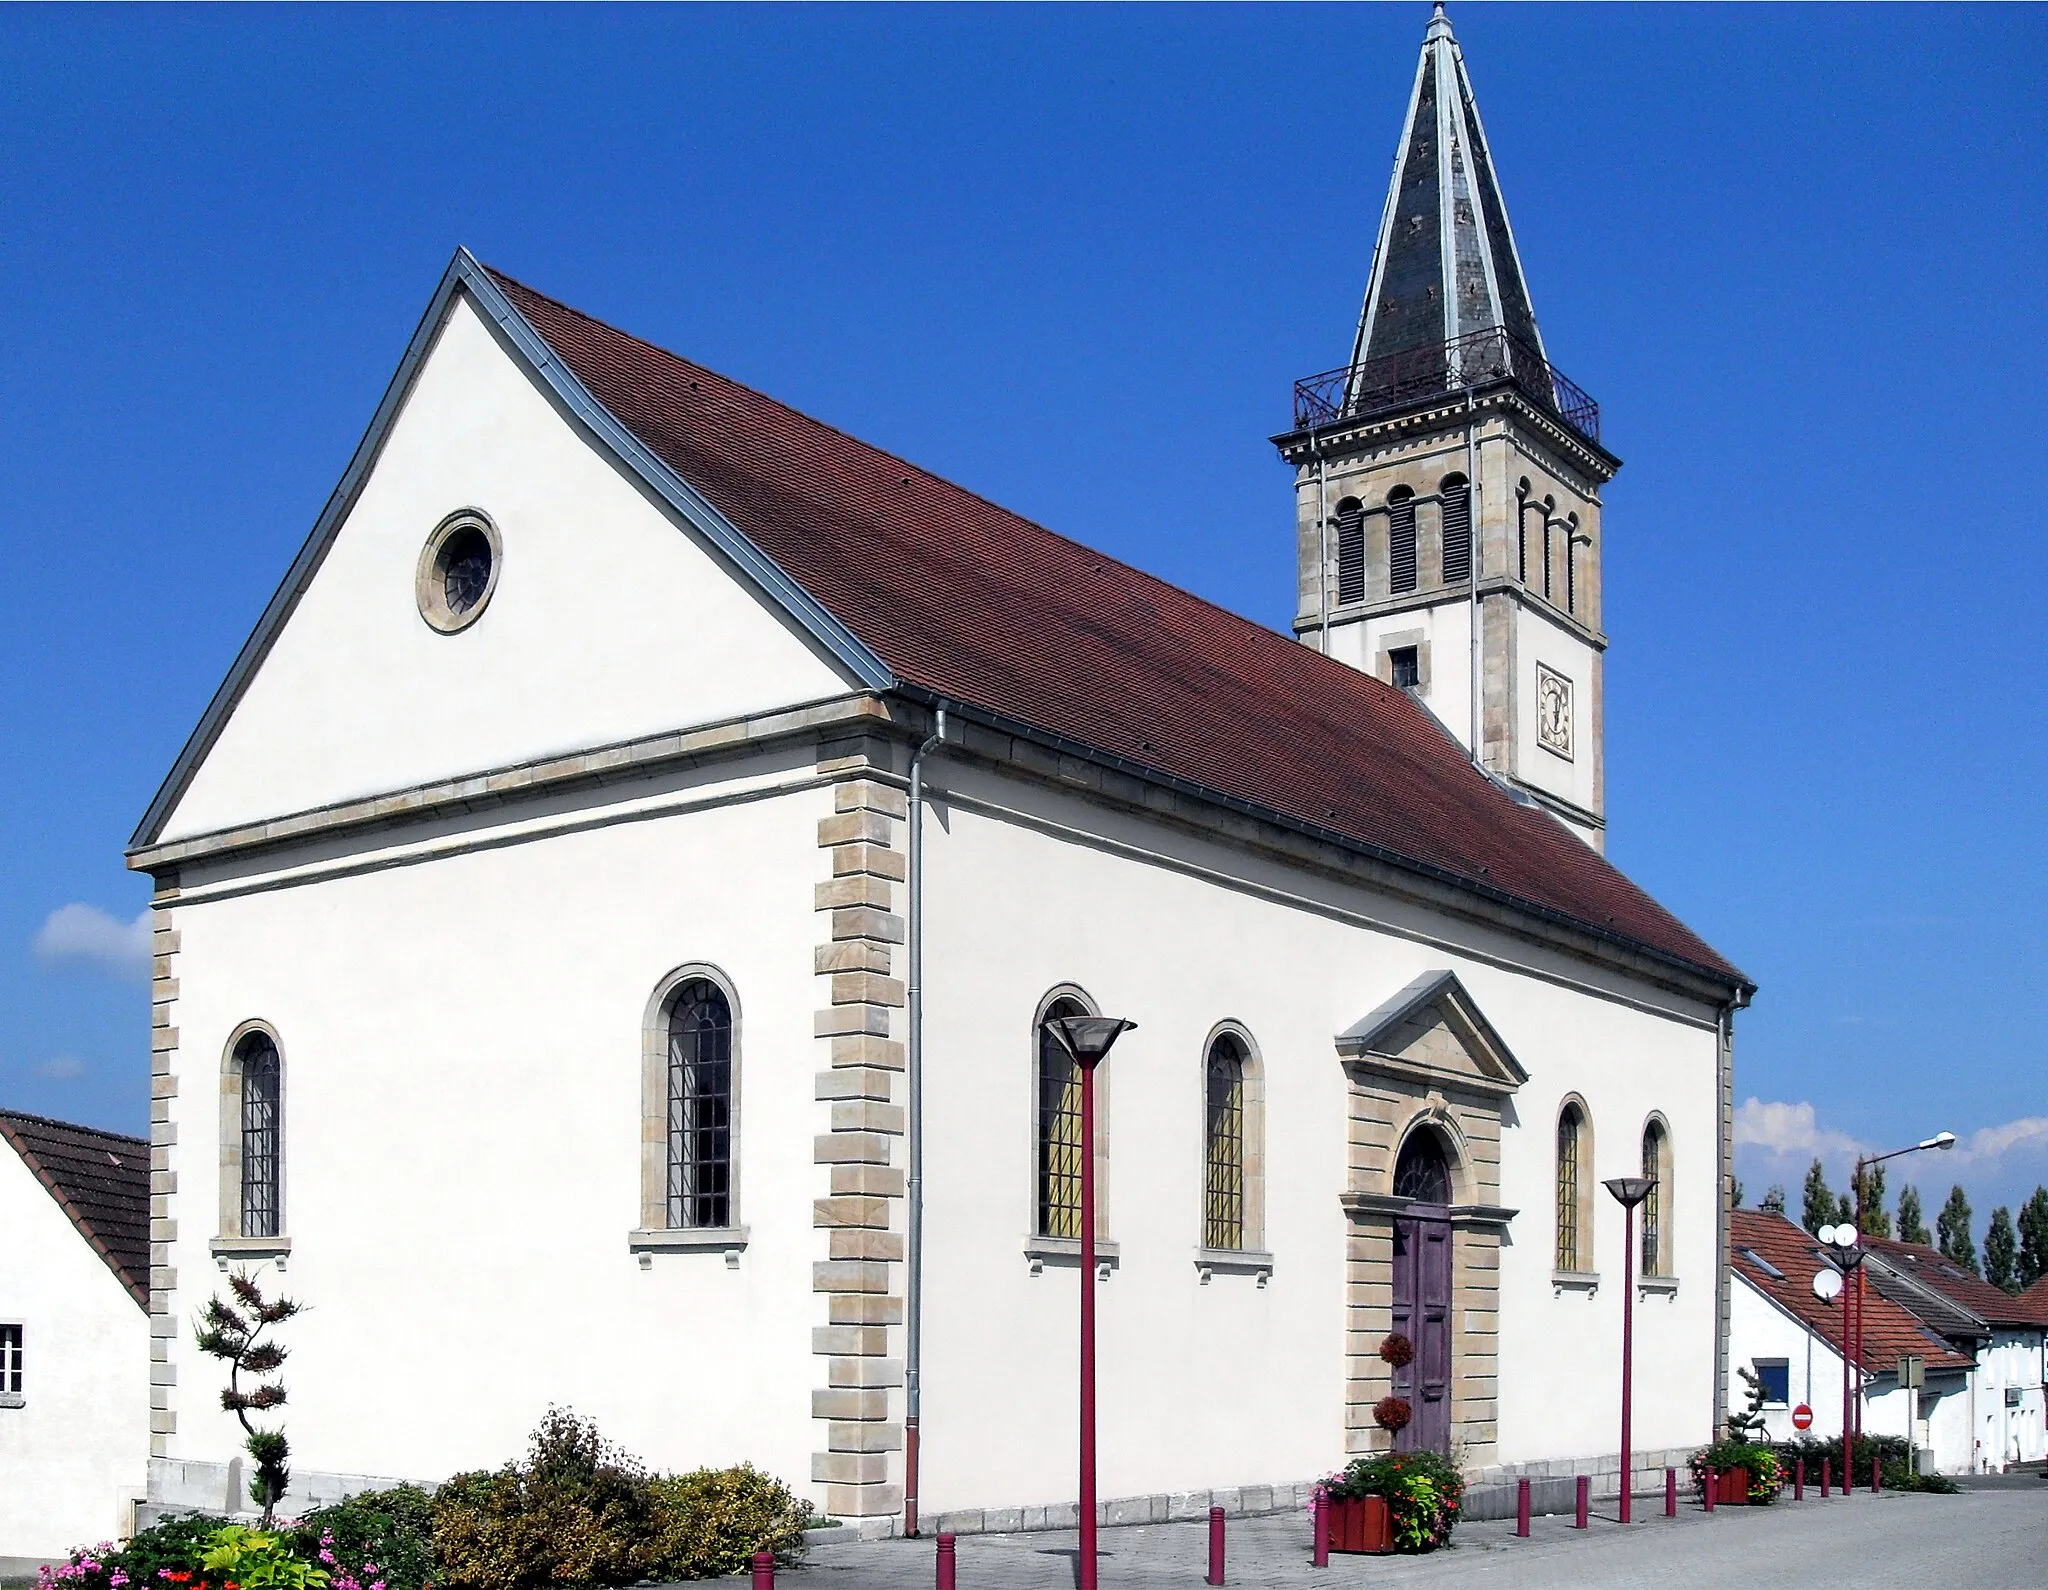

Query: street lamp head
[1603,1175,1656,1209]
[1924,1131,1957,1152]
[1044,1015,1137,1070]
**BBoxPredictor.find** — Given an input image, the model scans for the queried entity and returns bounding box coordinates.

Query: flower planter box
[1328,1494,1393,1554]
[1715,1467,1751,1506]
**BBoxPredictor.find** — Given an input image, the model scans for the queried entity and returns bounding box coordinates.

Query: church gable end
[1337,969,1526,1098]
[141,256,874,850]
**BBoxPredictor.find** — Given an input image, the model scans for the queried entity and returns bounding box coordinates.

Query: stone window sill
[629,1227,749,1268]
[1024,1235,1120,1278]
[1639,1275,1680,1296]
[1552,1269,1600,1295]
[0,1392,23,1410]
[211,1236,291,1270]
[1195,1248,1274,1286]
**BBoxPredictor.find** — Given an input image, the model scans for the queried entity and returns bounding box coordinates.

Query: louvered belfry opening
[666,979,733,1229]
[238,1034,281,1239]
[1335,499,1366,606]
[1441,476,1471,585]
[1389,490,1419,595]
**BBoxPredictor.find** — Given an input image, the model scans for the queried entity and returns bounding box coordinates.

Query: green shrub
[199,1527,329,1590]
[113,1514,228,1584]
[1688,1440,1784,1503]
[1770,1434,1956,1494]
[431,1411,665,1590]
[1319,1451,1463,1553]
[291,1487,437,1590]
[645,1466,815,1580]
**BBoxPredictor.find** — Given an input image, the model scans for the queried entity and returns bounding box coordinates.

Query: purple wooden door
[1390,1213,1453,1454]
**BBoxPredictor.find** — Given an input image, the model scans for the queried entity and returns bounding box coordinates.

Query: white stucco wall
[912,763,1721,1513]
[1333,599,1476,753]
[1974,1328,2045,1471]
[159,764,835,1492]
[0,1146,150,1559]
[161,291,851,843]
[1512,604,1599,819]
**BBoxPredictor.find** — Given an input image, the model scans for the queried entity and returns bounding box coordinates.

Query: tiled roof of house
[486,269,1744,988]
[0,1109,149,1309]
[2014,1274,2048,1328]
[1729,1208,1971,1373]
[1864,1234,2044,1332]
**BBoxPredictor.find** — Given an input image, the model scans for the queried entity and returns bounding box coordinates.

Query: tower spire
[1350,5,1545,378]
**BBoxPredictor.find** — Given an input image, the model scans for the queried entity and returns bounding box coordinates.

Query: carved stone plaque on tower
[1535,664,1573,760]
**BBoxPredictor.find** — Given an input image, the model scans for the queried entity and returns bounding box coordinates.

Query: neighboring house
[1727,1209,1974,1472]
[125,8,1751,1534]
[1861,1235,2048,1473]
[0,1111,151,1562]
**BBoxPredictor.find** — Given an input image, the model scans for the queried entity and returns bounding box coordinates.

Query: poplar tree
[2018,1186,2048,1290]
[1897,1184,1931,1246]
[1984,1207,2018,1293]
[1849,1161,1891,1237]
[1802,1159,1837,1234]
[1936,1185,1978,1275]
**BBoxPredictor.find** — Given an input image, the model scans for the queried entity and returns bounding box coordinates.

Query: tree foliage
[1849,1161,1890,1237]
[2016,1186,2048,1290]
[1802,1160,1837,1235]
[1897,1184,1931,1246]
[193,1272,302,1524]
[1936,1185,1977,1274]
[1984,1206,2018,1293]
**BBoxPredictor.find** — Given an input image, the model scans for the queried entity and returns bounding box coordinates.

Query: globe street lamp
[1603,1176,1656,1522]
[1044,1013,1136,1590]
[1848,1133,1954,1441]
[1817,1222,1867,1489]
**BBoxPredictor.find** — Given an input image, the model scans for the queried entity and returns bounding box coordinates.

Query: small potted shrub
[1687,1441,1784,1506]
[1316,1448,1464,1555]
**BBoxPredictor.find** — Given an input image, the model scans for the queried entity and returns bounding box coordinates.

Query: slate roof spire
[1349,5,1546,379]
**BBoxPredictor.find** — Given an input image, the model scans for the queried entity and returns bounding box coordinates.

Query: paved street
[789,1485,2044,1589]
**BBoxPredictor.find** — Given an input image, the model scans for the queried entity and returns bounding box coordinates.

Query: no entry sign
[1792,1404,1814,1431]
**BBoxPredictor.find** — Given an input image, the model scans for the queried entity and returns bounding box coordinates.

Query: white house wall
[1512,604,1599,820]
[912,761,1721,1514]
[158,765,834,1491]
[0,1147,149,1559]
[1976,1328,2046,1471]
[160,291,851,844]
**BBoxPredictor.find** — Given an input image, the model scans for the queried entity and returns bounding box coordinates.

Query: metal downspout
[1466,390,1481,761]
[1714,998,1736,1438]
[904,705,948,1537]
[1317,445,1331,655]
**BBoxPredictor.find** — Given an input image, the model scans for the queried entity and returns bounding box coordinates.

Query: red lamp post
[1847,1134,1955,1444]
[1045,1013,1136,1590]
[1818,1223,1865,1491]
[1603,1176,1656,1523]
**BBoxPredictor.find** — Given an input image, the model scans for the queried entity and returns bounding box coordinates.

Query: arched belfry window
[1334,498,1366,606]
[1440,475,1472,585]
[1036,996,1091,1239]
[1394,1127,1453,1206]
[1642,1118,1672,1277]
[237,1032,281,1239]
[1203,1035,1248,1249]
[1556,1100,1591,1272]
[666,980,734,1229]
[1388,488,1418,595]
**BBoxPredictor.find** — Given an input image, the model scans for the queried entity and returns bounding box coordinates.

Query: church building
[129,7,1749,1534]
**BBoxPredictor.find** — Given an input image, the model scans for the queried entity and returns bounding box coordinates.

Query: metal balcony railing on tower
[1292,327,1600,445]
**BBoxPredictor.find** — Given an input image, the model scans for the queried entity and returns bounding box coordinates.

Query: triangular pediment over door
[1336,969,1528,1099]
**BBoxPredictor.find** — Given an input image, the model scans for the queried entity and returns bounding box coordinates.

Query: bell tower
[1275,4,1620,850]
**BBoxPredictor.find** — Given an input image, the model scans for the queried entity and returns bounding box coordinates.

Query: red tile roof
[1,1109,149,1309]
[2014,1274,2048,1328]
[1864,1234,2045,1331]
[1730,1208,1971,1373]
[488,269,1743,986]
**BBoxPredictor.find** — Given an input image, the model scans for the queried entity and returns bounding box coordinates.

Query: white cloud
[1954,1117,2048,1165]
[33,904,151,983]
[1734,1098,1865,1160]
[35,1055,87,1081]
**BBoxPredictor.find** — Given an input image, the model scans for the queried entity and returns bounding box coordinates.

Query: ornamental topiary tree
[1727,1364,1769,1442]
[194,1271,303,1525]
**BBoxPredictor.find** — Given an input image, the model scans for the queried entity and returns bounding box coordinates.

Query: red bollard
[1665,1467,1677,1517]
[1795,1458,1805,1501]
[1311,1491,1329,1568]
[1574,1474,1589,1528]
[1871,1456,1881,1493]
[1515,1477,1531,1536]
[936,1534,956,1590]
[1703,1468,1716,1513]
[1207,1507,1225,1586]
[751,1552,775,1590]
[1842,1443,1853,1495]
[1821,1457,1831,1498]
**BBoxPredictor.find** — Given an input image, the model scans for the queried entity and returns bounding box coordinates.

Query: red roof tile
[1864,1234,2044,1330]
[1730,1208,1971,1373]
[2014,1275,2048,1328]
[1,1109,149,1309]
[488,269,1743,986]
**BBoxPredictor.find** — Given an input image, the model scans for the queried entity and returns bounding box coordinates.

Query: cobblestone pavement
[784,1486,2045,1589]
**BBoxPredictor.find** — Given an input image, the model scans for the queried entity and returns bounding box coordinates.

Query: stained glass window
[239,1034,281,1239]
[667,981,733,1229]
[1037,1000,1087,1239]
[1203,1036,1246,1250]
[1555,1104,1583,1271]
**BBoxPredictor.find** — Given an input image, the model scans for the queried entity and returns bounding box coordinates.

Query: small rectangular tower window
[1388,491,1417,594]
[1389,646,1420,689]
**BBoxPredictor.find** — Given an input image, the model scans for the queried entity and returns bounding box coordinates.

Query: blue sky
[2,4,2042,1232]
